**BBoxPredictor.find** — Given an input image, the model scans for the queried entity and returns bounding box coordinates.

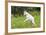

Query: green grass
[11,14,40,29]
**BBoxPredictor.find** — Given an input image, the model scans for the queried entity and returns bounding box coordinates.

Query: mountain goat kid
[24,11,35,25]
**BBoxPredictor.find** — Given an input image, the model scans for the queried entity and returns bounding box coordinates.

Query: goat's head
[24,11,28,16]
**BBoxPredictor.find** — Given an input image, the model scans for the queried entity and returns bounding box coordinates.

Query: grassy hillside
[11,11,40,29]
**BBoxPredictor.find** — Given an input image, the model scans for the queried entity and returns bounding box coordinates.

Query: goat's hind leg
[32,18,35,27]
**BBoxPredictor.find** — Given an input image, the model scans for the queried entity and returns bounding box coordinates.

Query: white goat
[24,11,35,24]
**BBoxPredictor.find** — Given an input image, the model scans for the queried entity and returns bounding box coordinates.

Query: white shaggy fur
[24,11,35,24]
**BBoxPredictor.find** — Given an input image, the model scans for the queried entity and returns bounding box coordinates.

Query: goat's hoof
[32,24,35,28]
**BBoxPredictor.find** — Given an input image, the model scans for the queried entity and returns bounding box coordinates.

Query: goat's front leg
[24,18,28,22]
